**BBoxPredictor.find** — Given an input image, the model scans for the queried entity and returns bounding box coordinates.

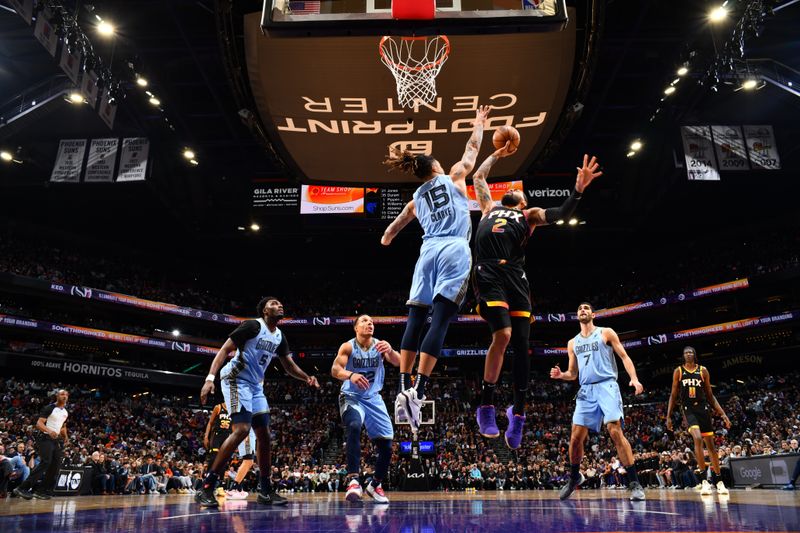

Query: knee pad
[251,412,270,429]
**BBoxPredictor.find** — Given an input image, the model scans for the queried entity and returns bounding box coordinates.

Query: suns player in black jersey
[204,402,232,468]
[471,151,602,449]
[666,346,731,495]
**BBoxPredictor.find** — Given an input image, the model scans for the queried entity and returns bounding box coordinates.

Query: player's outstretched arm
[525,154,603,227]
[665,368,681,431]
[450,105,490,184]
[381,200,416,246]
[279,354,320,388]
[375,339,401,367]
[200,338,238,404]
[604,328,643,394]
[550,340,578,381]
[471,142,516,217]
[701,366,731,428]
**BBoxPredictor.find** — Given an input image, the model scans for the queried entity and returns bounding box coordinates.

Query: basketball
[493,126,520,152]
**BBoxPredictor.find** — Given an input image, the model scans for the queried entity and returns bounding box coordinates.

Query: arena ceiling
[0,0,798,247]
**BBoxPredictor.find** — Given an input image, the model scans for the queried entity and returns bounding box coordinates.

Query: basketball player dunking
[666,346,731,495]
[550,302,646,501]
[471,153,602,448]
[331,314,400,504]
[196,296,319,508]
[381,105,491,431]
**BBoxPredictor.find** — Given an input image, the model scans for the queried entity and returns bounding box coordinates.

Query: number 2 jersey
[340,338,385,398]
[474,206,531,266]
[413,174,471,241]
[220,318,290,385]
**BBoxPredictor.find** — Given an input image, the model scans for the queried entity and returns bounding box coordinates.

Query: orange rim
[379,35,451,72]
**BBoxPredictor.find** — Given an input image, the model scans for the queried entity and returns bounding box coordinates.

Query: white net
[379,35,450,108]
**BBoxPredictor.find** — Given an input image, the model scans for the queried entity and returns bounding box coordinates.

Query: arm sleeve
[544,189,582,224]
[37,404,55,419]
[228,320,261,350]
[277,335,291,357]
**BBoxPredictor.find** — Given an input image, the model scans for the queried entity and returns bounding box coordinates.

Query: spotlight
[183,149,195,160]
[97,21,115,36]
[664,86,676,95]
[136,77,148,87]
[741,78,758,90]
[709,6,727,22]
[555,220,564,225]
[172,329,181,337]
[68,92,85,104]
[189,159,199,166]
[627,151,636,158]
[250,223,261,231]
[630,140,643,151]
[677,66,689,76]
[149,97,161,106]
[0,151,12,162]
[568,218,578,226]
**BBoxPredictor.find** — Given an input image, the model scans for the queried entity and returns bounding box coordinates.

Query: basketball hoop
[379,35,450,108]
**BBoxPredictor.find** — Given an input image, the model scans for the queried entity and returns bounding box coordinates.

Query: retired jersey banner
[711,126,749,171]
[116,138,150,182]
[98,88,117,129]
[51,139,87,182]
[8,0,34,24]
[300,185,364,214]
[465,180,523,211]
[80,70,100,109]
[84,138,119,182]
[743,125,781,170]
[681,126,720,181]
[33,8,58,57]
[59,44,82,85]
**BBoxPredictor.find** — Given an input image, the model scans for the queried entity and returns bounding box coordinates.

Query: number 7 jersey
[573,327,618,386]
[340,338,385,398]
[413,174,471,241]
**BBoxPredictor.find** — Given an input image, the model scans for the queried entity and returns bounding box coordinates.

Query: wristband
[347,372,354,381]
[205,374,215,382]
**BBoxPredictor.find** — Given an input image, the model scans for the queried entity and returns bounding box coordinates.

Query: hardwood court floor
[2,488,799,532]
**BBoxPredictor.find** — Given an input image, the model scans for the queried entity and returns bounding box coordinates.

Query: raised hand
[549,365,563,380]
[375,340,393,355]
[575,154,603,193]
[473,105,491,127]
[493,140,516,158]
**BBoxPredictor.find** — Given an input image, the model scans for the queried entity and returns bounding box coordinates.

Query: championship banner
[98,88,117,129]
[465,180,523,211]
[59,44,82,85]
[534,310,800,356]
[84,138,119,182]
[8,0,34,25]
[0,314,219,356]
[81,70,101,109]
[743,125,781,170]
[116,138,150,182]
[710,126,749,171]
[50,139,87,183]
[300,185,364,214]
[0,352,204,387]
[33,8,58,57]
[681,126,720,181]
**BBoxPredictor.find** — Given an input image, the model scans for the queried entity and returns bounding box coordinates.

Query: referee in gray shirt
[13,389,69,500]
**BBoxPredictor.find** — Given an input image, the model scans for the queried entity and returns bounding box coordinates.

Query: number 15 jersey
[413,174,471,241]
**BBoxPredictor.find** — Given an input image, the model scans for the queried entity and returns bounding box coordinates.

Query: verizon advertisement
[244,11,575,183]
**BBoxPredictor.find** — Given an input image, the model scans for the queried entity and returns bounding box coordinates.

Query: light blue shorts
[339,393,394,440]
[572,379,624,433]
[221,376,269,420]
[408,237,471,307]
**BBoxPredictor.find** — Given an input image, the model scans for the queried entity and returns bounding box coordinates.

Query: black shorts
[472,262,531,331]
[683,405,714,436]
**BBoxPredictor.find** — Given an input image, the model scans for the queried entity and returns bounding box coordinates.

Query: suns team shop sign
[50,138,149,183]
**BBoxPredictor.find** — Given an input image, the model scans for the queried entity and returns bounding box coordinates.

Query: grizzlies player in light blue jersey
[381,105,492,431]
[197,296,320,508]
[331,314,400,504]
[550,302,646,501]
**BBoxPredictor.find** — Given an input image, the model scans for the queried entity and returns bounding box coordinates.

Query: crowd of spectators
[3,368,797,498]
[1,225,797,318]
